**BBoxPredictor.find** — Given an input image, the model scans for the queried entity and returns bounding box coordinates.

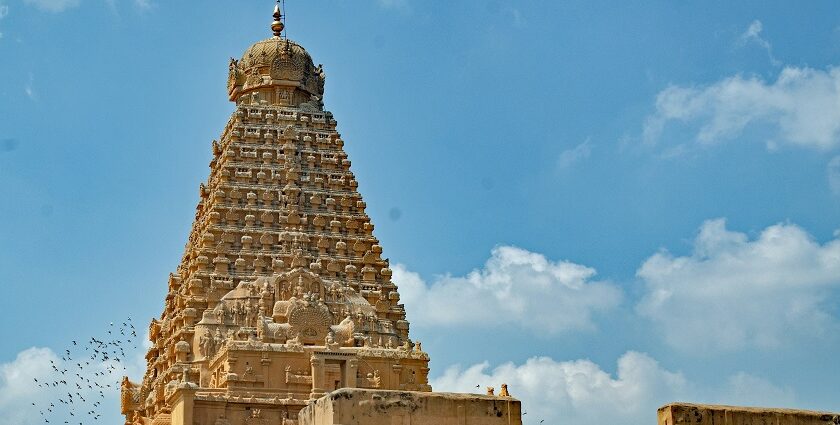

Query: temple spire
[271,0,285,38]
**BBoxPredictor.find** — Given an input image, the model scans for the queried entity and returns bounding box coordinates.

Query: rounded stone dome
[174,340,190,353]
[227,36,326,106]
[239,37,313,71]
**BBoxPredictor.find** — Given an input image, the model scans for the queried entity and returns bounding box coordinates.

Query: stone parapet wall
[299,388,522,425]
[659,403,840,425]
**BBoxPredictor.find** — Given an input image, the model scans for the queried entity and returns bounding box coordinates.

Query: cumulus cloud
[434,352,686,425]
[433,351,792,425]
[0,345,145,424]
[0,348,61,425]
[24,0,80,13]
[829,156,840,195]
[643,66,840,151]
[636,219,840,353]
[395,246,622,334]
[557,139,593,170]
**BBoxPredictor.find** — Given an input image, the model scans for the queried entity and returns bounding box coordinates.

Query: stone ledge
[300,388,522,425]
[659,402,840,425]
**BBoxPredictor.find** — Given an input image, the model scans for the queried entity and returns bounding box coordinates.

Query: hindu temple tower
[121,3,521,425]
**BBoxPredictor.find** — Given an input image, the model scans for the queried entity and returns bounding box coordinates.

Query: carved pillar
[391,364,403,390]
[310,356,326,399]
[260,354,271,389]
[344,359,358,389]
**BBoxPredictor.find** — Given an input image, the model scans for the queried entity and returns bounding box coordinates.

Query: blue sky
[1,1,840,424]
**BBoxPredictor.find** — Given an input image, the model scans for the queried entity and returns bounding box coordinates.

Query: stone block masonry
[299,389,523,425]
[659,403,840,425]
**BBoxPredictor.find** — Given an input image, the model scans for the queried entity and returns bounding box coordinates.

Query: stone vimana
[120,3,521,424]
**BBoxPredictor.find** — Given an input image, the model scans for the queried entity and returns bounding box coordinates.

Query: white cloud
[738,20,780,66]
[395,246,622,334]
[0,339,145,424]
[557,139,593,169]
[433,352,686,425]
[643,66,840,151]
[432,351,793,425]
[828,156,840,195]
[637,219,840,353]
[24,0,80,13]
[0,348,60,425]
[134,0,151,10]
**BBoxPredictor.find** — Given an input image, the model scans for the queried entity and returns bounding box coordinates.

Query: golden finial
[271,0,285,38]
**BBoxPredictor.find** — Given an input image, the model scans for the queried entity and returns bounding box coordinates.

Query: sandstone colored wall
[659,403,840,425]
[299,389,522,425]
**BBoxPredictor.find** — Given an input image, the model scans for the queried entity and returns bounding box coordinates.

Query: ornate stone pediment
[287,295,332,344]
[272,265,326,302]
[270,49,306,81]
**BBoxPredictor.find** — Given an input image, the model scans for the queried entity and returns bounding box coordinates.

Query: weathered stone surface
[659,403,840,425]
[299,389,522,425]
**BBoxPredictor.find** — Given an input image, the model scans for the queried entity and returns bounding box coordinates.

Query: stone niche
[658,403,840,425]
[299,388,522,425]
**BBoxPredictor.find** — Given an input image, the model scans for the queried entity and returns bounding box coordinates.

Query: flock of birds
[30,319,140,424]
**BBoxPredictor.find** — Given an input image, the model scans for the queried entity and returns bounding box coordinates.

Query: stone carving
[330,316,355,346]
[365,370,381,389]
[285,366,312,385]
[500,383,510,397]
[270,49,305,81]
[227,58,240,94]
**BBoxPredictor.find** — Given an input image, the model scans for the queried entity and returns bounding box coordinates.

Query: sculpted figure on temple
[236,302,246,325]
[500,383,511,397]
[213,329,223,355]
[316,64,325,93]
[330,316,355,346]
[245,303,254,328]
[199,333,209,358]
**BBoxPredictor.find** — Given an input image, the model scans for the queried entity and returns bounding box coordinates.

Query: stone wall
[659,403,840,425]
[299,388,522,425]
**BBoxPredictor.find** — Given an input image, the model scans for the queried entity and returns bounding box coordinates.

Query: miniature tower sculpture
[121,4,431,424]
